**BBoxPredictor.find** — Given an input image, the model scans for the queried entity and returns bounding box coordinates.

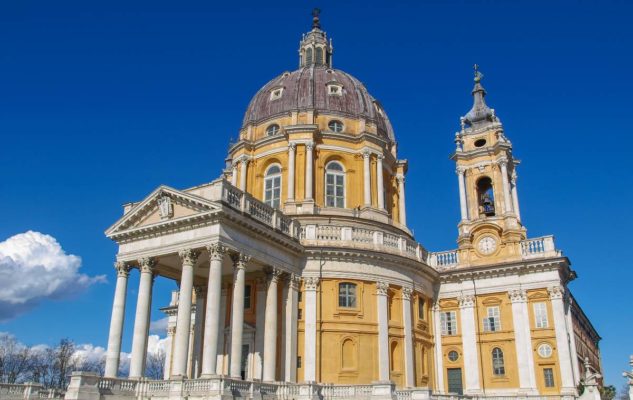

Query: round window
[447,350,459,362]
[328,120,344,133]
[537,343,553,358]
[474,138,487,147]
[266,124,280,136]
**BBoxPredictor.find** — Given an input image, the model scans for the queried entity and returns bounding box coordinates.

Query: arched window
[338,282,356,308]
[492,347,505,376]
[328,120,344,133]
[306,48,313,65]
[477,176,495,216]
[266,124,280,136]
[315,47,323,65]
[325,161,345,208]
[264,164,282,208]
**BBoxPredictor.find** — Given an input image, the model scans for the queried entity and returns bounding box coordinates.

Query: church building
[89,11,601,400]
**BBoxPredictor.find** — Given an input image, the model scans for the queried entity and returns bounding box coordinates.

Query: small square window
[270,88,284,101]
[328,84,342,96]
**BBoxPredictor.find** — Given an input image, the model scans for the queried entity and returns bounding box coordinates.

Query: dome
[241,65,395,142]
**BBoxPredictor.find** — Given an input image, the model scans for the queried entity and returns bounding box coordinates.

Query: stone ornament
[230,253,251,270]
[138,257,156,274]
[547,285,565,300]
[376,281,389,296]
[458,293,475,308]
[178,248,199,266]
[288,273,301,290]
[508,288,527,303]
[114,261,130,278]
[206,243,227,261]
[401,287,413,301]
[303,276,319,291]
[264,267,284,283]
[157,195,173,220]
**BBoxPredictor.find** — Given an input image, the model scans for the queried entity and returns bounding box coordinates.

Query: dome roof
[242,65,395,142]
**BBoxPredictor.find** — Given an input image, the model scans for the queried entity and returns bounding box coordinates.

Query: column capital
[288,142,297,151]
[264,267,284,283]
[305,141,315,151]
[401,287,413,301]
[432,301,441,312]
[396,174,405,184]
[455,167,466,175]
[548,285,565,300]
[362,150,371,159]
[240,157,250,166]
[178,248,199,266]
[376,153,385,161]
[508,288,527,303]
[458,293,475,308]
[288,273,301,291]
[499,159,508,167]
[138,257,156,274]
[114,261,131,278]
[206,243,227,261]
[376,281,390,296]
[167,326,177,336]
[303,276,319,291]
[230,252,251,270]
[194,285,207,298]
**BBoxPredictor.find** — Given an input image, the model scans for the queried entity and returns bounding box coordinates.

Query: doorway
[447,368,463,395]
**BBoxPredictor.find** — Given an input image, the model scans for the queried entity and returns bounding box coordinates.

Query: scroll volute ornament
[303,276,319,291]
[401,287,413,301]
[376,281,390,296]
[178,248,199,266]
[114,261,131,278]
[230,253,251,270]
[206,243,227,261]
[138,257,156,274]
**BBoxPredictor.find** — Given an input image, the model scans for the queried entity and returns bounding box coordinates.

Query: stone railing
[217,180,301,240]
[0,383,63,399]
[428,250,459,268]
[301,223,429,264]
[521,235,561,259]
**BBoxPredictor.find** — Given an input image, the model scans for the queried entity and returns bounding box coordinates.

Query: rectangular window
[244,284,252,309]
[543,368,555,387]
[338,283,357,308]
[441,311,457,336]
[418,298,425,320]
[298,291,302,302]
[297,356,302,368]
[483,306,501,332]
[534,302,549,328]
[298,309,303,320]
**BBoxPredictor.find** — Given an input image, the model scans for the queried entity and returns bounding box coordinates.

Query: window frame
[244,284,252,310]
[534,302,549,328]
[483,306,501,332]
[492,347,505,376]
[417,297,425,320]
[338,282,357,308]
[328,120,344,133]
[440,311,458,336]
[325,161,346,208]
[265,124,281,136]
[543,367,555,388]
[263,164,282,209]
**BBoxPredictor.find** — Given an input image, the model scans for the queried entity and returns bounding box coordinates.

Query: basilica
[70,11,601,400]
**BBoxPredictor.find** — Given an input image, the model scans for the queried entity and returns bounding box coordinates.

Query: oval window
[328,120,344,133]
[448,350,459,362]
[266,124,280,136]
[474,138,487,147]
[537,343,553,358]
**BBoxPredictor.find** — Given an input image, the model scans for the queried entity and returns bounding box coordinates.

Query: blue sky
[0,0,631,388]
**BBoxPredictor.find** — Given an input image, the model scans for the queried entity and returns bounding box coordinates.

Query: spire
[462,64,497,130]
[298,9,333,68]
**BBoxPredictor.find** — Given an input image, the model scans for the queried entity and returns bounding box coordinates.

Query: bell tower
[452,66,526,266]
[298,8,333,68]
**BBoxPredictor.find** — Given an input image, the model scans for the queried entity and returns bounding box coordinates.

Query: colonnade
[230,144,406,224]
[103,245,299,383]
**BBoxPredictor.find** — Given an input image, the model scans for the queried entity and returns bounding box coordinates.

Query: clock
[477,236,497,255]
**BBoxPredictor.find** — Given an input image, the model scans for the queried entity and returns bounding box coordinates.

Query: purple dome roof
[242,65,395,142]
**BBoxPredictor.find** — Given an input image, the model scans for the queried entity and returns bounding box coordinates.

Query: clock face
[477,236,497,255]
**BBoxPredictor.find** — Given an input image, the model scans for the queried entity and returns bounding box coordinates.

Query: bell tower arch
[452,66,526,265]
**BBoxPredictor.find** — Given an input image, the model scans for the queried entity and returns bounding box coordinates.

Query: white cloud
[147,334,169,355]
[0,231,106,321]
[149,317,169,335]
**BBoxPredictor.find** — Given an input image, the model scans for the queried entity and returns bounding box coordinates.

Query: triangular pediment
[106,185,221,237]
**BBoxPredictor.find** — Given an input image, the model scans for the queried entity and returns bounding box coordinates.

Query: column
[287,143,296,201]
[171,249,199,378]
[509,289,537,393]
[284,274,300,382]
[376,282,390,382]
[129,257,155,378]
[397,175,407,226]
[549,286,576,394]
[456,168,468,221]
[458,294,482,394]
[402,288,415,387]
[303,277,319,382]
[565,296,581,384]
[432,302,445,394]
[216,284,229,375]
[239,157,249,191]
[104,262,130,377]
[263,268,282,381]
[191,286,206,378]
[305,142,314,200]
[499,161,513,214]
[231,163,238,186]
[164,326,176,379]
[201,243,226,377]
[229,253,250,378]
[511,172,522,220]
[363,151,371,206]
[377,155,385,210]
[254,278,267,380]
